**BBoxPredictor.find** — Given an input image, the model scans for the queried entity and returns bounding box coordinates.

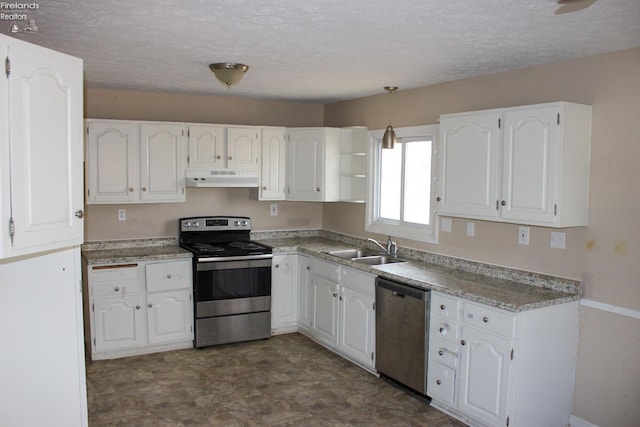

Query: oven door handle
[198,254,273,263]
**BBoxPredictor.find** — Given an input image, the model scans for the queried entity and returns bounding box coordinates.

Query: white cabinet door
[458,326,512,427]
[86,121,139,203]
[93,294,146,352]
[272,254,298,331]
[227,127,260,170]
[147,290,192,344]
[438,112,501,220]
[140,123,186,202]
[287,128,322,201]
[311,275,339,348]
[259,127,287,200]
[187,124,225,170]
[1,35,83,258]
[297,256,313,330]
[338,285,375,369]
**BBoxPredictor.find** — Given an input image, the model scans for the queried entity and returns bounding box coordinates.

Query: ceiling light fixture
[382,86,398,149]
[209,63,249,87]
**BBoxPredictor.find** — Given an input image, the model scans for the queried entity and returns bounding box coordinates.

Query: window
[366,125,438,243]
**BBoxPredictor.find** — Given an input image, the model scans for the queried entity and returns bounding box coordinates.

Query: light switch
[466,222,475,237]
[441,217,452,232]
[117,209,126,221]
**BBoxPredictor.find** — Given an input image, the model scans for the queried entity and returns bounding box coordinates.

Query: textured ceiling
[8,0,640,103]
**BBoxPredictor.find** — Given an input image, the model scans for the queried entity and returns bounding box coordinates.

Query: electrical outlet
[518,226,530,245]
[466,222,475,237]
[270,204,278,216]
[550,231,566,249]
[441,217,452,232]
[117,208,126,221]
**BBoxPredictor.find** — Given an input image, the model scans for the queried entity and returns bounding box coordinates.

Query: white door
[287,129,322,201]
[147,290,192,344]
[140,123,186,202]
[260,127,287,200]
[93,294,146,352]
[339,286,375,368]
[187,124,225,170]
[297,256,313,329]
[271,254,298,330]
[227,127,260,170]
[501,106,559,223]
[458,327,512,426]
[311,275,339,348]
[86,121,139,203]
[3,37,83,256]
[438,113,501,220]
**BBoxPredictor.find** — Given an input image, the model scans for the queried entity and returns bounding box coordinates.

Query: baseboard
[570,414,599,427]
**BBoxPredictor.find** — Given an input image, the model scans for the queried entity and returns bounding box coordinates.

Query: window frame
[366,124,439,244]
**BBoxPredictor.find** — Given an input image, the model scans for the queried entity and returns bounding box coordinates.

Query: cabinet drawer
[429,337,459,368]
[429,317,459,345]
[310,258,341,282]
[463,302,515,337]
[339,267,375,295]
[427,361,456,406]
[90,263,140,283]
[431,293,461,321]
[146,260,192,292]
[91,280,143,298]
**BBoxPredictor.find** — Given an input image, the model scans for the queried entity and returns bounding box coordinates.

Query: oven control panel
[180,217,250,232]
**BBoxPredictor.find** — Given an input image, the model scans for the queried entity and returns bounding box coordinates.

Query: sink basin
[328,248,380,259]
[327,248,406,265]
[351,255,405,265]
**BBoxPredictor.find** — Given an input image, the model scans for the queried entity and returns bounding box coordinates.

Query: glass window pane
[403,140,432,225]
[379,143,402,220]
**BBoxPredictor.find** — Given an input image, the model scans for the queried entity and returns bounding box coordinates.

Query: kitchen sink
[326,248,406,265]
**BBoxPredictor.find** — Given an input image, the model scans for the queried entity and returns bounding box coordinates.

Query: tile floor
[86,333,465,426]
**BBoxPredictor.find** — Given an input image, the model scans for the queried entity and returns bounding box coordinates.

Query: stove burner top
[228,241,264,250]
[191,243,225,253]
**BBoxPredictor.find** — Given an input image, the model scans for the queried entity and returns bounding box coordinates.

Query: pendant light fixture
[209,63,249,87]
[382,86,398,149]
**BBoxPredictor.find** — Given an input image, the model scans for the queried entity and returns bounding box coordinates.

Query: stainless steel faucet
[367,235,398,257]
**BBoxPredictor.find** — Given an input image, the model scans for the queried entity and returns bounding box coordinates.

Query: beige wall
[324,48,640,426]
[83,88,325,241]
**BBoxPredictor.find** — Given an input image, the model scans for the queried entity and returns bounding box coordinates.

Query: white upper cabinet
[286,127,341,202]
[437,102,591,227]
[257,127,287,200]
[186,124,260,171]
[0,34,84,258]
[86,120,186,204]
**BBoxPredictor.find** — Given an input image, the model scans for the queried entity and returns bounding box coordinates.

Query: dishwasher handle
[376,277,428,301]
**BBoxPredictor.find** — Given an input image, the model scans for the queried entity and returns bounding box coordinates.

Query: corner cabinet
[286,127,341,202]
[437,102,592,227]
[299,256,376,372]
[86,119,187,204]
[427,292,579,427]
[0,34,84,258]
[84,258,193,360]
[340,127,368,203]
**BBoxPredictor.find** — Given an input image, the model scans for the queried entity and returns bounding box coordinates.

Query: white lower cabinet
[300,256,376,372]
[85,257,193,360]
[271,254,299,334]
[427,292,579,427]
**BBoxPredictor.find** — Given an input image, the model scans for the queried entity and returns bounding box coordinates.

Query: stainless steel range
[179,216,273,348]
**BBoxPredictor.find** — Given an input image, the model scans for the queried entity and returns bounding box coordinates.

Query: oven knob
[241,220,248,226]
[194,222,200,228]
[234,221,240,226]
[185,221,192,228]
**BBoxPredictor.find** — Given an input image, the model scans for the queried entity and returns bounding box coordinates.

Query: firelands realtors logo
[1,2,39,34]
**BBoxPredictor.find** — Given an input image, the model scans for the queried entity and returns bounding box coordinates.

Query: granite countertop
[258,235,580,313]
[82,237,192,265]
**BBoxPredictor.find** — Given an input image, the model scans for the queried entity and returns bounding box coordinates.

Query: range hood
[185,170,260,188]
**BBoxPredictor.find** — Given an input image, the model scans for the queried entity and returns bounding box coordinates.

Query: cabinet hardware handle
[129,187,134,192]
[306,266,310,270]
[114,287,119,292]
[436,196,441,202]
[501,200,506,206]
[142,187,147,191]
[148,304,153,308]
[333,293,337,298]
[339,296,343,301]
[440,304,445,310]
[316,187,321,192]
[436,379,442,385]
[461,340,467,345]
[262,186,267,190]
[483,316,489,323]
[75,210,84,219]
[228,156,233,160]
[136,305,141,309]
[216,155,222,160]
[274,264,279,268]
[439,327,446,333]
[438,350,444,356]
[166,274,172,279]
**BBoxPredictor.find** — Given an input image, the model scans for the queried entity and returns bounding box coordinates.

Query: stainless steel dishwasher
[375,277,430,395]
